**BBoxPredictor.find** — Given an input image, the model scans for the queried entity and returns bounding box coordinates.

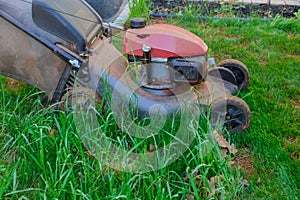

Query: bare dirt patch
[4,78,21,91]
[232,147,254,176]
[283,136,299,160]
[292,99,300,108]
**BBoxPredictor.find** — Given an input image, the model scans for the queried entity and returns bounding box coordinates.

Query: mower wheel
[208,67,237,85]
[210,96,251,133]
[217,59,249,90]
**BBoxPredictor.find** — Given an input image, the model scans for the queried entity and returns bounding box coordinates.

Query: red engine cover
[123,24,208,58]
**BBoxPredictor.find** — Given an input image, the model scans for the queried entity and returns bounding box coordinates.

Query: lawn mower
[0,0,251,132]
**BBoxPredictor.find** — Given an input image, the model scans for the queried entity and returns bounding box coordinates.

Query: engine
[123,19,209,88]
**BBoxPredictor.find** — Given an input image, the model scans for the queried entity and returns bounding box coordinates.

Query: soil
[5,78,20,91]
[151,0,299,18]
[232,147,254,177]
[292,99,300,109]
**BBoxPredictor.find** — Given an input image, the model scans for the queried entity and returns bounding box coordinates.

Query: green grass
[1,15,300,200]
[0,78,244,199]
[125,0,152,27]
[169,16,300,198]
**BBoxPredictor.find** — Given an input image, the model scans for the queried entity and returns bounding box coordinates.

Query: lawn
[1,9,300,200]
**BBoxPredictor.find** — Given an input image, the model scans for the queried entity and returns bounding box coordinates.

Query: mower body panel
[0,0,241,120]
[86,0,128,22]
[123,24,208,58]
[94,41,229,118]
[0,0,66,99]
[32,0,103,52]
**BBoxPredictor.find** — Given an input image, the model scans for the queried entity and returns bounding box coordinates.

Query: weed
[270,11,300,34]
[128,0,152,22]
[0,77,244,198]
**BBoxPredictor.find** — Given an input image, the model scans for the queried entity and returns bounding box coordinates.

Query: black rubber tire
[208,67,237,85]
[217,59,250,90]
[210,96,251,133]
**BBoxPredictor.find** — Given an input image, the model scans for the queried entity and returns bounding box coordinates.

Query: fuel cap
[130,18,146,29]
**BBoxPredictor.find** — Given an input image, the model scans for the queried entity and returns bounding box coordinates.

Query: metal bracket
[51,64,73,103]
[69,59,81,69]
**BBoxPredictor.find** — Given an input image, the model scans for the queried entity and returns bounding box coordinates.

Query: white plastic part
[208,57,215,67]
